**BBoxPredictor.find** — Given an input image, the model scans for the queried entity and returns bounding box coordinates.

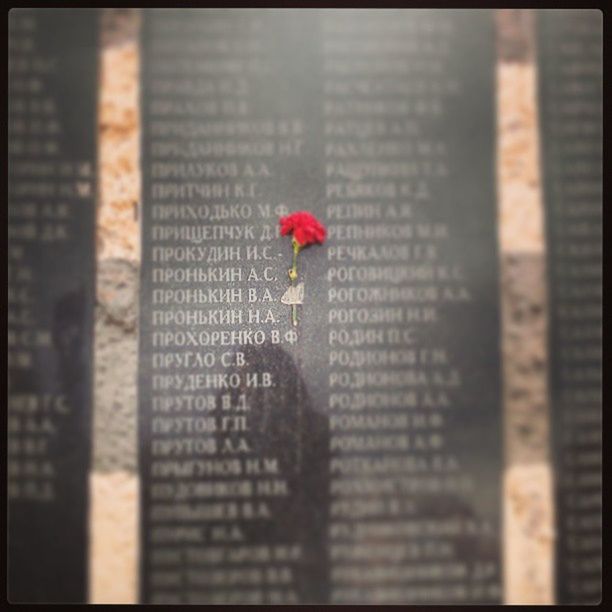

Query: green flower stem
[291,303,298,326]
[291,241,299,278]
[289,239,301,326]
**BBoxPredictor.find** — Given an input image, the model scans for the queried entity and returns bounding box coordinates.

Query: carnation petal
[279,210,327,246]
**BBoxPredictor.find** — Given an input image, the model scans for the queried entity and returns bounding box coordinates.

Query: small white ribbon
[281,282,304,305]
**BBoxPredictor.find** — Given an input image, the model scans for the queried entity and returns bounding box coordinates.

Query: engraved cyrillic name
[140,9,501,605]
[537,10,602,604]
[320,11,500,604]
[140,10,321,605]
[7,9,97,603]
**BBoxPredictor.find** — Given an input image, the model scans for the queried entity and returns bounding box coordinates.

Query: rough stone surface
[504,464,554,604]
[98,8,140,262]
[496,9,534,62]
[90,10,140,603]
[496,10,553,604]
[500,253,553,604]
[89,471,138,603]
[502,254,549,464]
[497,61,544,253]
[93,258,138,473]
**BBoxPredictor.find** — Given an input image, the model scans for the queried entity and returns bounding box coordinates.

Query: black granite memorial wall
[7,8,99,603]
[537,9,603,605]
[138,9,502,604]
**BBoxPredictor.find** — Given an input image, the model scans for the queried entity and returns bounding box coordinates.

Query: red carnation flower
[279,210,327,327]
[279,211,326,247]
